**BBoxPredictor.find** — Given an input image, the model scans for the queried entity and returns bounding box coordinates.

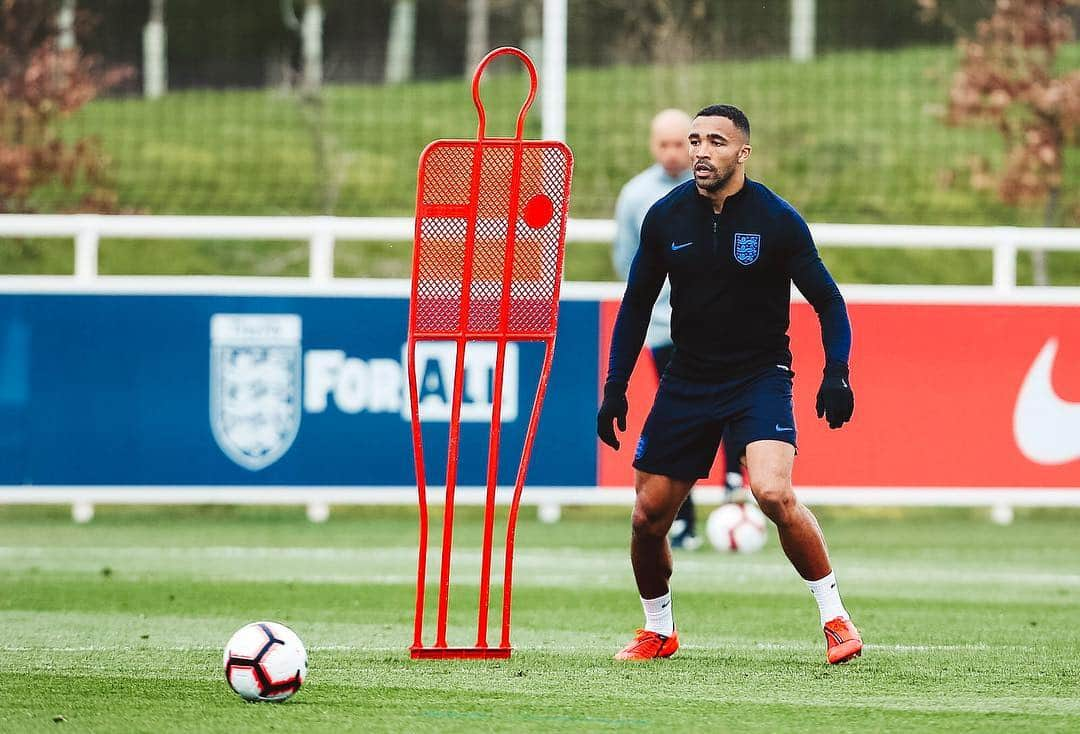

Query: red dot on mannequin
[522,194,554,229]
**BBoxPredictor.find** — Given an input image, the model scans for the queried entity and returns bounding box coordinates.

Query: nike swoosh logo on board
[1013,338,1080,464]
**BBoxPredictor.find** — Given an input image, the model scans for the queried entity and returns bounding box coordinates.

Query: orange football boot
[614,629,679,661]
[823,616,863,664]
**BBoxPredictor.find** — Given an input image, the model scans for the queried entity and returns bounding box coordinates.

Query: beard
[694,163,735,193]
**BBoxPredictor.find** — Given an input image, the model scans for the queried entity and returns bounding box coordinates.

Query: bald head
[650,108,692,178]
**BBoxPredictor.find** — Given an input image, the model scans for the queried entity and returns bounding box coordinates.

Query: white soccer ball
[706,503,768,553]
[990,502,1014,526]
[223,621,307,702]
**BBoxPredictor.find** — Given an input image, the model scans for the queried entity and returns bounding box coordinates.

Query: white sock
[805,572,848,627]
[641,592,674,636]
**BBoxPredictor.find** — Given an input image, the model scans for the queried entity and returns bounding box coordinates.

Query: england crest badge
[210,314,302,471]
[733,232,761,266]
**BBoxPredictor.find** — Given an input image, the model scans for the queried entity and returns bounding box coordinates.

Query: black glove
[596,382,629,450]
[816,362,854,429]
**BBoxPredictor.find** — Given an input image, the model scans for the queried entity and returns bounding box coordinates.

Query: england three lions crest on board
[734,232,761,266]
[210,314,302,471]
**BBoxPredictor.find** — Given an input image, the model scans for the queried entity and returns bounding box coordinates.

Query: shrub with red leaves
[940,0,1080,219]
[0,0,132,213]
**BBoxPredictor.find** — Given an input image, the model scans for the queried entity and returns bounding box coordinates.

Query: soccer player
[612,109,747,551]
[597,104,862,664]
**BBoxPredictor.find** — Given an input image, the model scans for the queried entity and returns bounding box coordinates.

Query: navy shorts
[632,365,797,481]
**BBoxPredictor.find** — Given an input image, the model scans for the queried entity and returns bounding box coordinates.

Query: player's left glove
[816,362,854,429]
[596,381,628,450]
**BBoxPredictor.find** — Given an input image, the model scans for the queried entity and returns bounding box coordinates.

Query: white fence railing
[2,215,1080,292]
[2,214,1079,518]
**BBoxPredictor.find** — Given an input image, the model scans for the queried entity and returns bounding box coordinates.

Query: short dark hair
[695,104,750,139]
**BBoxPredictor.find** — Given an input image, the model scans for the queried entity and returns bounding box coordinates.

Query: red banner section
[598,301,1080,488]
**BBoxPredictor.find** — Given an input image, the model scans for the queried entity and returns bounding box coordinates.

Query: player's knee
[753,482,796,521]
[631,501,670,539]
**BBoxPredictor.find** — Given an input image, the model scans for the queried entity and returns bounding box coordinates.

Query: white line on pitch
[0,641,1016,654]
[2,546,1079,587]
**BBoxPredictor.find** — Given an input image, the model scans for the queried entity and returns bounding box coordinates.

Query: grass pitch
[1,504,1078,732]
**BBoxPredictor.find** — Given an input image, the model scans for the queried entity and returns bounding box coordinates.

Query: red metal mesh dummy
[406,47,573,659]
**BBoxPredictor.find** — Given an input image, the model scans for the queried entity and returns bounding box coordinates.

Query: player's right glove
[596,381,629,450]
[816,362,854,429]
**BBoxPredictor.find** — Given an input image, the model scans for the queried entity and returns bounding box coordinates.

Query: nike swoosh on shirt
[671,241,693,251]
[1013,337,1080,465]
[775,424,794,432]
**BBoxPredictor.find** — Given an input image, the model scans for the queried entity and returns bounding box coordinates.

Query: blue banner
[0,294,599,487]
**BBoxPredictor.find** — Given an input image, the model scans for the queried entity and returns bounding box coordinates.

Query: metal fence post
[309,222,335,282]
[992,228,1017,294]
[74,221,100,281]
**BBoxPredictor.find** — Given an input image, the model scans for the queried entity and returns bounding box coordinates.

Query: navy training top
[606,178,851,386]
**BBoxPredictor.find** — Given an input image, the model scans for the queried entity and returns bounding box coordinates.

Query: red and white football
[706,503,768,553]
[223,621,307,702]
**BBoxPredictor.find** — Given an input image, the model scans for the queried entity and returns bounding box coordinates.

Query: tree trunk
[384,0,416,84]
[143,0,167,99]
[465,0,489,77]
[521,0,542,66]
[1032,185,1059,286]
[300,92,343,214]
[57,0,76,51]
[288,0,336,212]
[790,0,815,62]
[301,0,323,94]
[55,0,76,87]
